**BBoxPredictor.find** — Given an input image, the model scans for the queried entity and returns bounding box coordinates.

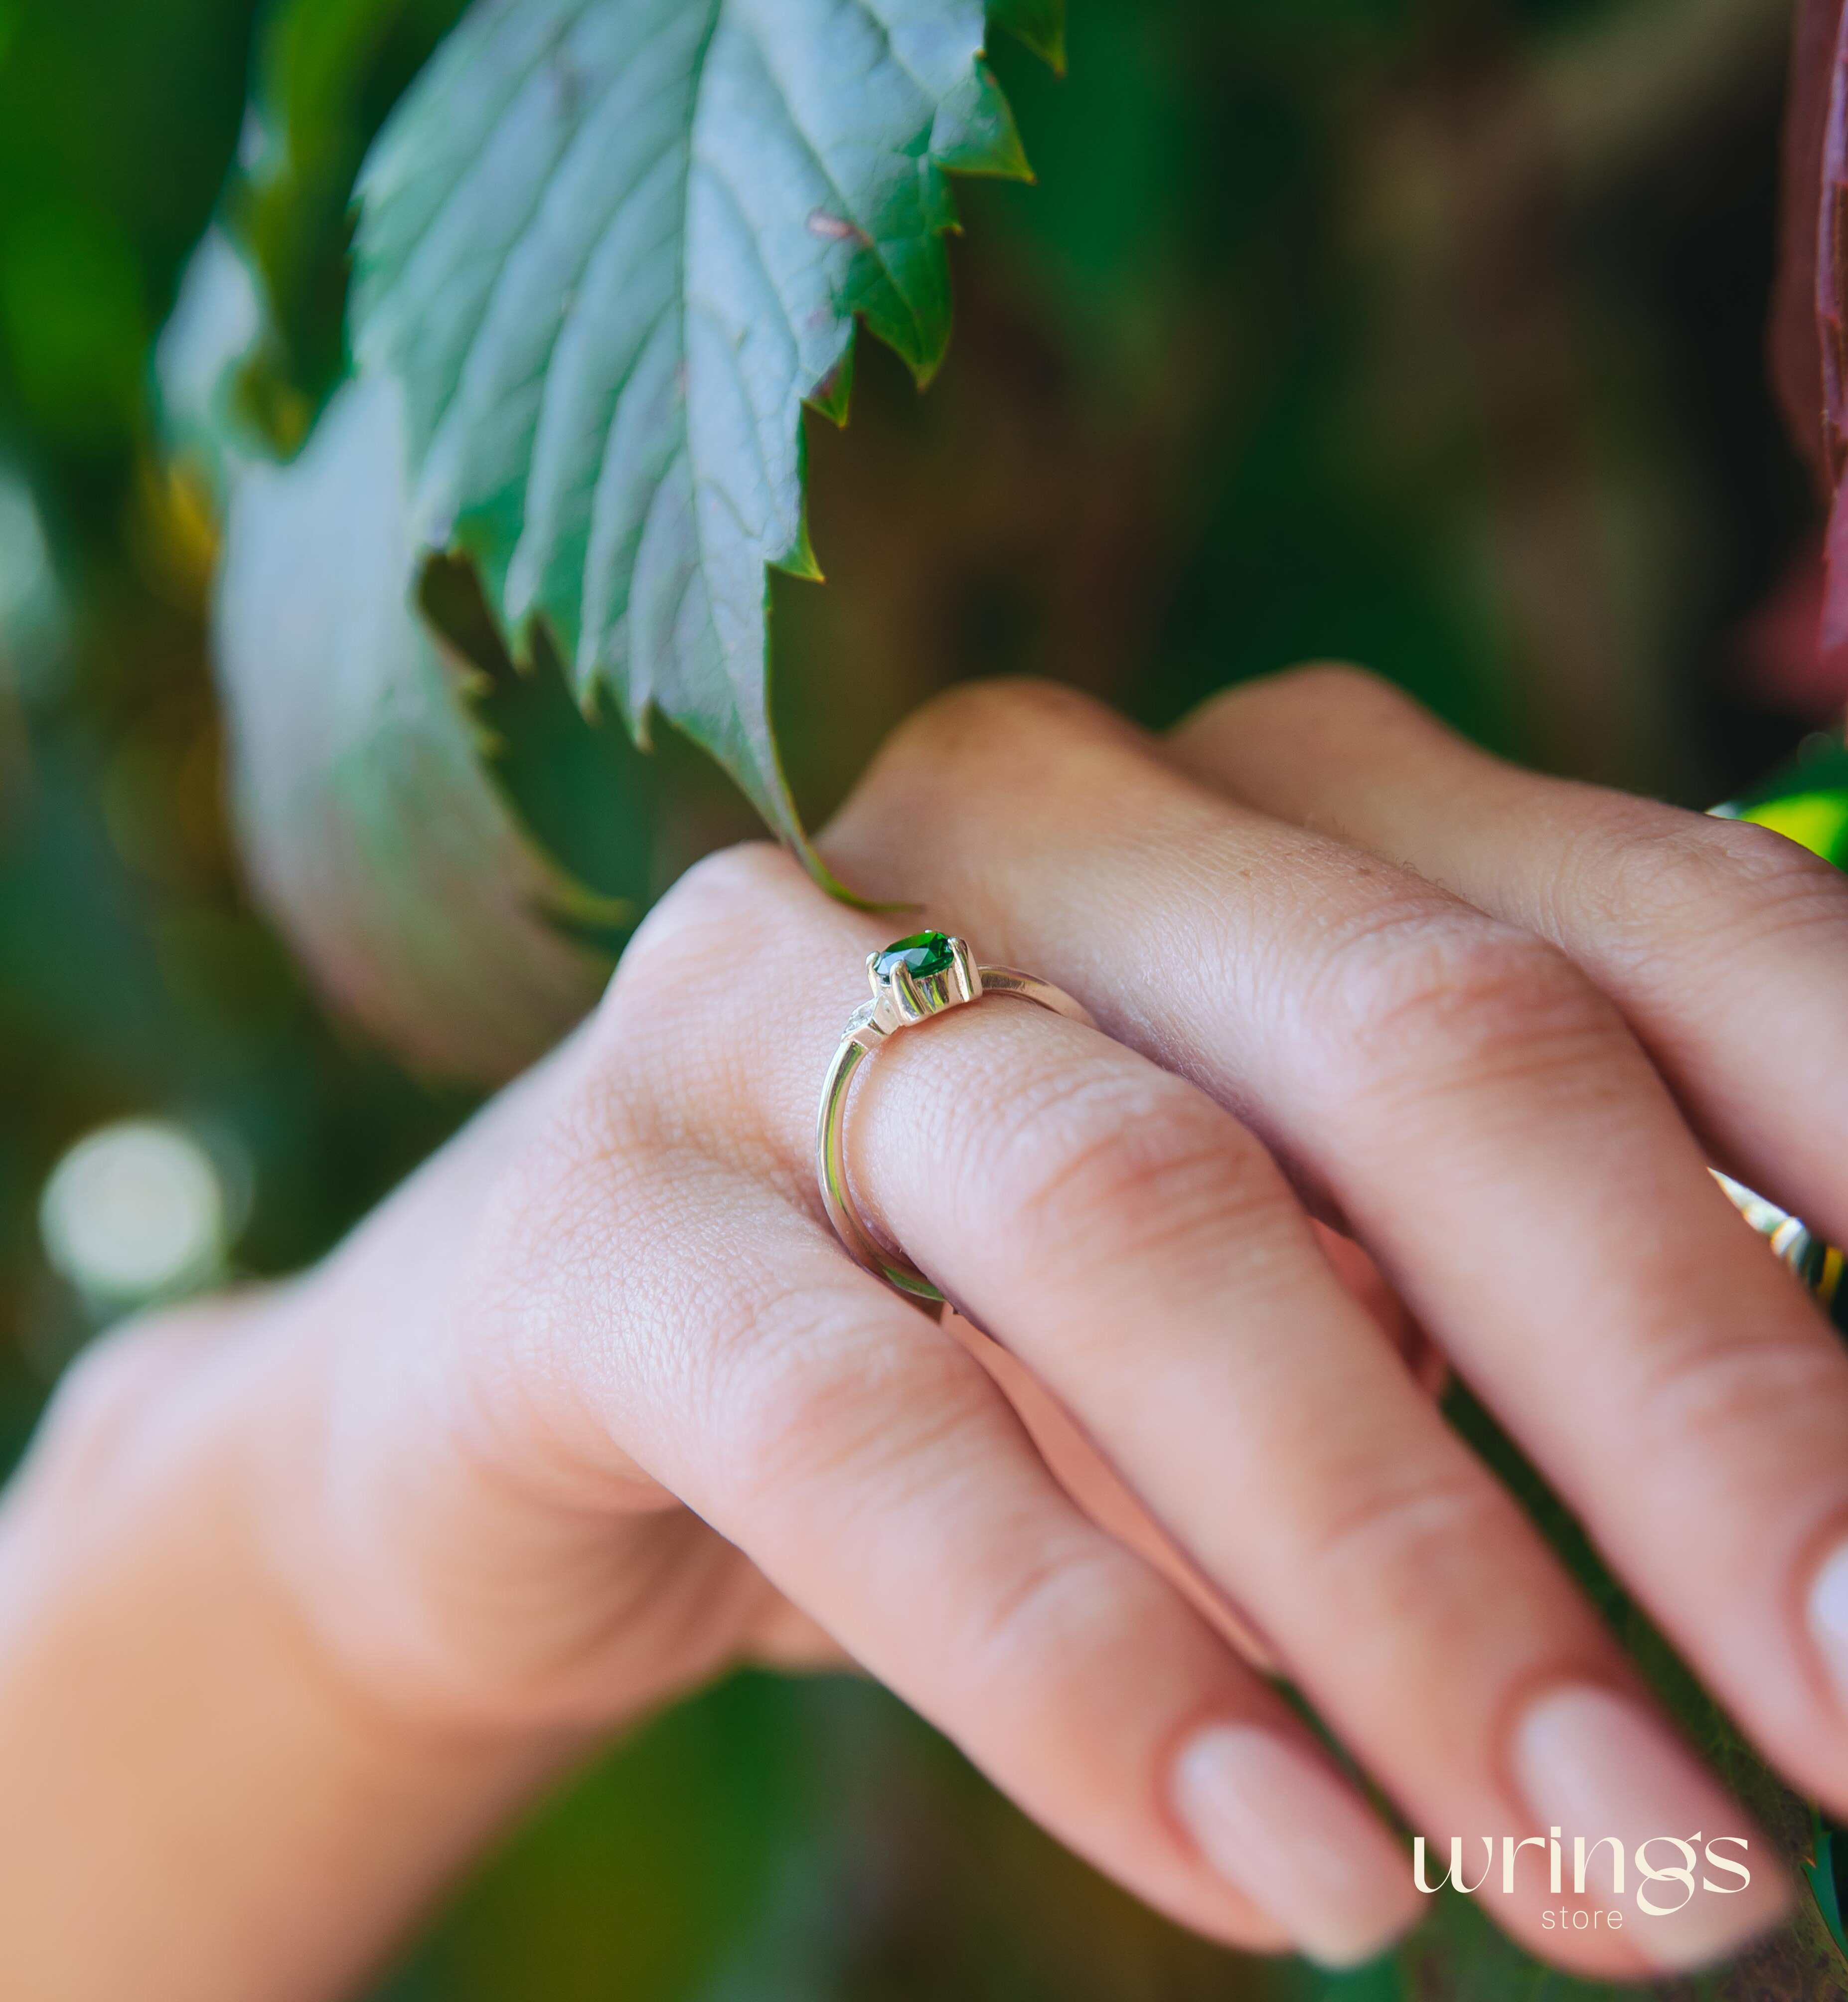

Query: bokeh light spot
[38,1119,227,1306]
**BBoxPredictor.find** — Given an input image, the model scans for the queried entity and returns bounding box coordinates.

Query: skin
[5,667,1847,1994]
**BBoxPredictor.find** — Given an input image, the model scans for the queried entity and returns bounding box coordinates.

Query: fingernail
[1511,1684,1789,1973]
[1172,1723,1419,1967]
[1807,1536,1848,1708]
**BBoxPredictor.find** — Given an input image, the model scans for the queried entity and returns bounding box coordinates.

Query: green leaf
[1716,736,1848,872]
[1805,1809,1848,1962]
[214,372,628,1083]
[349,0,1055,874]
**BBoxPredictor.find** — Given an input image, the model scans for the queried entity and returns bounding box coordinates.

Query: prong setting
[891,960,927,1021]
[864,932,978,1037]
[949,935,982,1005]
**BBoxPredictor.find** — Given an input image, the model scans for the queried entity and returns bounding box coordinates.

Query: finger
[939,1299,1280,1669]
[826,683,1848,1939]
[646,844,1781,1974]
[1174,662,1848,1252]
[826,941,1785,1976]
[497,856,1421,1968]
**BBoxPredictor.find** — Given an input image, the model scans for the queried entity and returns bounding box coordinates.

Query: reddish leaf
[1772,0,1844,487]
[1819,0,1848,486]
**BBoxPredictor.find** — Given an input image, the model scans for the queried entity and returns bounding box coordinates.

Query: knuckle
[605,841,797,1027]
[710,1296,876,1505]
[995,1063,1284,1282]
[1567,809,1848,974]
[658,836,803,917]
[914,674,1104,742]
[711,1281,989,1510]
[1318,903,1620,1097]
[1274,659,1399,704]
[1302,1464,1518,1633]
[1625,1327,1848,1465]
[589,840,809,1127]
[882,676,1116,781]
[954,1536,1141,1689]
[1179,661,1407,743]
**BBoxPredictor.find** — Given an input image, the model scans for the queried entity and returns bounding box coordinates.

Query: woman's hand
[13,668,1848,1995]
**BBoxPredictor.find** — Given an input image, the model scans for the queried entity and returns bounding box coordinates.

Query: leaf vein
[361,0,586,334]
[417,15,698,482]
[722,7,930,359]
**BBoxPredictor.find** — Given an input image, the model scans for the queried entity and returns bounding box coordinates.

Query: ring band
[817,934,1847,1322]
[817,931,1095,1301]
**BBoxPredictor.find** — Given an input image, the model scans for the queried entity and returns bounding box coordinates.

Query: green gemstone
[875,931,955,981]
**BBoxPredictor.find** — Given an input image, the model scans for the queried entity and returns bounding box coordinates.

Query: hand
[19,667,1848,1992]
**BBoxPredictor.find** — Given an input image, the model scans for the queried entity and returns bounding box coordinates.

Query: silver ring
[816,931,1095,1302]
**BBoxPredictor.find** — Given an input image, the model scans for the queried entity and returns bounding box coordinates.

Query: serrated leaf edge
[352,0,1059,902]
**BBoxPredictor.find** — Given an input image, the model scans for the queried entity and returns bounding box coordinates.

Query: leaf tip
[778,515,826,585]
[806,343,855,428]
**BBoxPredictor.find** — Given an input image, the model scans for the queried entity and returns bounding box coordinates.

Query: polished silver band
[817,933,1095,1302]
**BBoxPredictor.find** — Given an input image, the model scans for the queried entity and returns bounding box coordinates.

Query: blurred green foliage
[0,0,1835,1996]
[230,0,468,436]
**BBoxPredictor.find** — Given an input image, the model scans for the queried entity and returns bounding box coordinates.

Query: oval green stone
[875,931,954,980]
